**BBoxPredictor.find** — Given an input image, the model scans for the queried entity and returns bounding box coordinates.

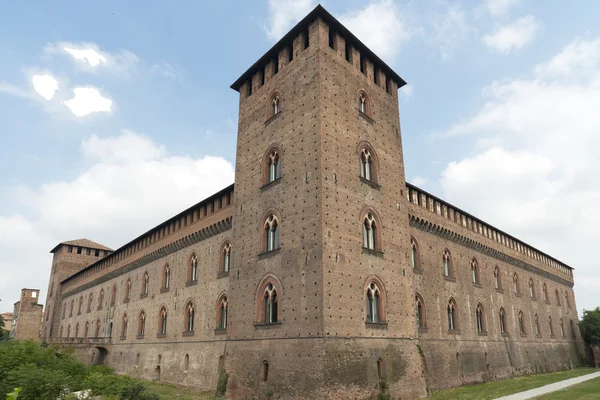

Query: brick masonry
[40,6,585,400]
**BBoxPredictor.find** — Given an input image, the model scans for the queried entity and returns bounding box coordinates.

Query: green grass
[144,381,215,400]
[431,368,598,400]
[534,376,600,399]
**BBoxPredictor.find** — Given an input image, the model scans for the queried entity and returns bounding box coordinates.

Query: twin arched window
[366,282,383,323]
[95,319,101,337]
[267,150,281,183]
[159,306,168,335]
[548,316,554,336]
[471,259,479,284]
[87,294,93,312]
[518,311,525,335]
[448,299,458,331]
[78,296,83,315]
[98,289,104,309]
[499,307,507,334]
[476,303,485,333]
[69,300,74,317]
[163,264,171,290]
[494,267,501,290]
[264,214,280,252]
[443,250,452,277]
[560,318,565,337]
[416,294,426,328]
[264,283,278,324]
[272,95,280,116]
[534,314,540,336]
[122,313,128,337]
[359,92,370,115]
[513,273,520,295]
[222,243,231,273]
[543,283,548,302]
[219,296,228,329]
[363,213,377,250]
[142,272,149,296]
[125,279,132,301]
[185,302,195,333]
[139,310,146,336]
[360,149,373,181]
[556,289,561,306]
[189,254,198,282]
[529,278,535,299]
[411,238,419,269]
[84,321,89,337]
[111,285,116,306]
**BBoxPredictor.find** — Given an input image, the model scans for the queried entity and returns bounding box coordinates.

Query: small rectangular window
[77,247,82,254]
[247,80,252,97]
[68,245,73,253]
[385,77,391,94]
[288,44,293,62]
[95,249,99,257]
[374,68,379,85]
[328,27,335,49]
[261,68,265,86]
[273,56,279,75]
[345,40,352,63]
[360,54,366,75]
[304,27,309,49]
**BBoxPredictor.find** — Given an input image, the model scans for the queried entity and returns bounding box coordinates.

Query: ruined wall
[11,289,43,340]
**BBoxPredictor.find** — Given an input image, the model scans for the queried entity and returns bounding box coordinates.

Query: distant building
[10,289,43,340]
[1,312,13,333]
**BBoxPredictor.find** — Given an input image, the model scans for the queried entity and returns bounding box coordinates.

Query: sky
[1,0,599,318]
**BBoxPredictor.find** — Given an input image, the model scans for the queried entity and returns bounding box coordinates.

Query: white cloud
[64,47,107,67]
[486,0,522,16]
[265,0,315,41]
[0,130,235,309]
[31,74,59,100]
[411,176,427,186]
[438,37,600,314]
[340,0,416,61]
[482,16,540,54]
[64,87,112,117]
[427,4,474,61]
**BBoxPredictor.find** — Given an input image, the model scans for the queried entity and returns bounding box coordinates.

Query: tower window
[476,303,485,333]
[288,44,293,62]
[328,27,335,49]
[360,53,365,74]
[273,56,279,75]
[442,249,452,277]
[222,242,231,273]
[362,213,377,250]
[272,95,280,117]
[267,150,281,183]
[247,81,252,97]
[494,267,501,290]
[189,254,198,282]
[185,301,195,333]
[345,40,352,63]
[447,298,458,331]
[411,238,420,269]
[499,307,507,334]
[159,306,168,335]
[219,296,228,329]
[471,258,479,284]
[416,294,426,329]
[366,282,383,323]
[519,311,526,335]
[264,214,280,252]
[264,284,278,324]
[374,68,379,85]
[304,27,309,49]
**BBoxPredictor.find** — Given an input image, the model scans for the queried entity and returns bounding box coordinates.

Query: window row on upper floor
[410,236,573,310]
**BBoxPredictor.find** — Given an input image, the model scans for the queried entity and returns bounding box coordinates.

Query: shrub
[216,372,229,397]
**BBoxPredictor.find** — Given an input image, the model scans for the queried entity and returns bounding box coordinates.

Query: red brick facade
[41,6,584,400]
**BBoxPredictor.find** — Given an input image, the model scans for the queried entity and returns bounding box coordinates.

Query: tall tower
[41,239,112,339]
[9,288,43,340]
[227,6,426,399]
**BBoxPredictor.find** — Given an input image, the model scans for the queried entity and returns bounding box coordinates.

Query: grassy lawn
[534,376,600,400]
[145,381,215,400]
[431,368,598,400]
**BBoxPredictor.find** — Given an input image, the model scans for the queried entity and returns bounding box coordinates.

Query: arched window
[142,272,149,296]
[548,316,554,337]
[529,278,535,299]
[218,296,228,329]
[184,354,190,371]
[471,258,479,284]
[67,325,71,338]
[499,307,507,334]
[570,319,576,338]
[189,254,198,282]
[565,292,571,309]
[222,242,231,273]
[362,213,378,250]
[75,323,79,338]
[185,301,195,333]
[447,299,458,331]
[272,95,280,116]
[159,306,168,335]
[125,279,132,301]
[95,319,101,337]
[360,149,373,181]
[87,294,93,312]
[264,214,280,252]
[543,283,548,302]
[415,294,426,329]
[122,314,128,337]
[98,289,104,309]
[84,321,89,338]
[476,303,485,333]
[60,326,64,337]
[534,314,540,336]
[494,266,501,290]
[411,238,420,269]
[264,284,278,324]
[556,289,561,305]
[163,264,171,290]
[518,311,526,335]
[138,310,146,337]
[78,296,83,315]
[513,273,520,295]
[110,285,116,306]
[443,250,452,277]
[358,91,370,115]
[366,282,383,323]
[69,300,74,317]
[560,318,565,337]
[267,150,281,183]
[62,302,67,319]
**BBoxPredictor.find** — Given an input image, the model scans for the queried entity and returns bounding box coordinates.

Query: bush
[579,307,600,346]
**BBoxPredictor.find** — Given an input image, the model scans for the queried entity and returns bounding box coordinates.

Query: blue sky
[1,0,599,318]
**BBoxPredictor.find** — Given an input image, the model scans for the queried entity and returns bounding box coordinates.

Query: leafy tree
[0,314,9,339]
[579,307,600,345]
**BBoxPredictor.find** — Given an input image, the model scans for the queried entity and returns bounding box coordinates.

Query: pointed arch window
[359,92,369,115]
[411,238,420,269]
[267,150,281,183]
[416,294,426,329]
[219,296,228,330]
[272,95,280,116]
[159,306,168,335]
[556,289,561,306]
[529,278,535,299]
[560,318,565,337]
[543,283,548,302]
[363,213,377,250]
[499,307,507,334]
[264,214,280,252]
[447,299,458,331]
[263,284,278,324]
[534,314,540,336]
[125,279,132,302]
[471,259,479,284]
[87,294,93,313]
[138,311,146,337]
[75,323,79,338]
[565,292,571,309]
[518,311,526,335]
[222,243,231,273]
[84,321,89,338]
[443,250,452,277]
[513,273,520,295]
[111,285,116,306]
[122,314,128,338]
[548,316,554,337]
[67,325,71,338]
[189,254,198,282]
[95,319,101,338]
[476,303,485,333]
[78,296,83,315]
[366,282,382,323]
[142,272,149,296]
[98,289,104,310]
[69,300,74,317]
[163,264,171,290]
[185,302,195,333]
[494,266,501,290]
[360,149,373,181]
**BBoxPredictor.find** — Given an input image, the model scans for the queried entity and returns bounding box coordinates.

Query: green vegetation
[535,376,600,399]
[579,307,600,346]
[431,368,597,400]
[215,372,229,398]
[0,340,158,400]
[0,314,9,339]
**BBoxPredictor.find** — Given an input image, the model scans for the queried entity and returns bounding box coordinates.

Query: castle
[40,6,584,399]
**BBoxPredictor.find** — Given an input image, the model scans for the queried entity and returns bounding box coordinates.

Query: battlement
[60,184,234,289]
[406,183,573,277]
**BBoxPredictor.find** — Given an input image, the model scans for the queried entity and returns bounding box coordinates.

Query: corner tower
[227,5,426,399]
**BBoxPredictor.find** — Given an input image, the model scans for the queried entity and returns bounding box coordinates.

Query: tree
[579,307,600,345]
[0,314,8,339]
